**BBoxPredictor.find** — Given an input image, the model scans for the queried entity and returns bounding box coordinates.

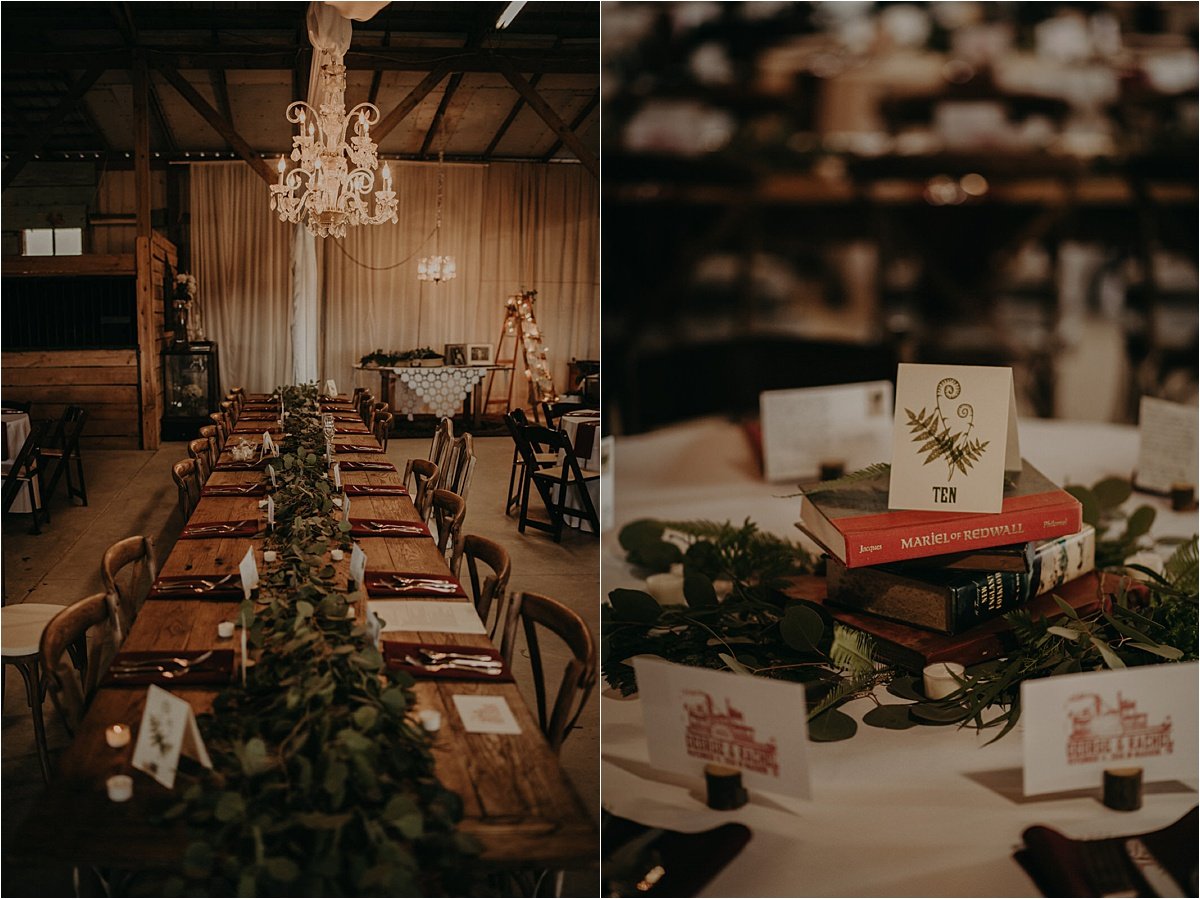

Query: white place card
[324,378,338,397]
[888,363,1021,514]
[1134,396,1199,494]
[332,462,342,490]
[266,494,275,531]
[633,656,811,800]
[350,542,366,585]
[131,685,213,790]
[1021,662,1199,796]
[452,695,521,734]
[600,436,614,532]
[759,381,894,483]
[342,492,351,522]
[262,431,274,456]
[267,464,277,488]
[368,600,486,634]
[238,547,259,600]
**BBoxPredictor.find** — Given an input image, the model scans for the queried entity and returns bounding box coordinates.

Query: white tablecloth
[603,416,1199,897]
[1,411,37,513]
[558,409,601,531]
[393,366,487,420]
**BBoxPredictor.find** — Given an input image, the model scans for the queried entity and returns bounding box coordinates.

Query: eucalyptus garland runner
[160,383,479,897]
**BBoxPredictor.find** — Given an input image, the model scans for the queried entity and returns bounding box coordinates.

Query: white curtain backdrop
[190,160,598,400]
[190,163,295,393]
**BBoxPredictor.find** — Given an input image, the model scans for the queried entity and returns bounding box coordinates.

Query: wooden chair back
[220,399,236,426]
[40,592,117,736]
[171,458,200,519]
[373,411,393,451]
[462,534,511,639]
[522,424,599,539]
[352,387,366,407]
[499,591,597,754]
[2,419,49,525]
[431,488,466,574]
[100,535,157,644]
[198,425,220,462]
[542,399,587,430]
[358,392,375,427]
[403,416,452,492]
[187,438,212,483]
[443,432,476,500]
[39,405,89,507]
[208,412,228,448]
[410,458,439,522]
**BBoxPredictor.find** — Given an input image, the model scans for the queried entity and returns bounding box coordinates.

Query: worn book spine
[826,526,1096,635]
[838,498,1082,568]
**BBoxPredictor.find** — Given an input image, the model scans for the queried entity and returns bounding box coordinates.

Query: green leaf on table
[683,569,718,608]
[717,652,752,676]
[1047,625,1082,641]
[1092,477,1132,510]
[634,540,683,571]
[353,705,379,731]
[908,701,967,726]
[265,857,300,883]
[808,708,857,742]
[1128,641,1184,660]
[886,675,924,702]
[384,795,424,839]
[1124,506,1156,540]
[618,519,665,553]
[182,841,215,878]
[214,792,246,822]
[1090,636,1126,669]
[863,704,917,730]
[779,603,824,654]
[608,588,662,623]
[1065,485,1099,528]
[684,540,721,576]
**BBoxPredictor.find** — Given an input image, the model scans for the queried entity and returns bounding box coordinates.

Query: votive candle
[105,724,131,748]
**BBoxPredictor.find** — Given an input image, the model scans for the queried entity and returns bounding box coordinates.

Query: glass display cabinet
[162,341,220,440]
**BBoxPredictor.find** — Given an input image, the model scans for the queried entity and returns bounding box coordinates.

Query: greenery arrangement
[360,347,444,367]
[162,382,477,896]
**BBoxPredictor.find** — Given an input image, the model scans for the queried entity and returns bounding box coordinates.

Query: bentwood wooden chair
[208,412,228,448]
[410,459,439,523]
[40,592,117,739]
[462,535,511,640]
[403,417,453,494]
[431,489,466,574]
[2,595,68,780]
[220,399,237,428]
[443,432,477,502]
[373,411,394,452]
[171,459,200,520]
[198,425,221,463]
[358,392,375,427]
[187,438,213,484]
[499,591,597,754]
[100,536,157,645]
[39,405,89,508]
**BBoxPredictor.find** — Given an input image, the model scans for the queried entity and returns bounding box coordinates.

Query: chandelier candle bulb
[645,572,687,606]
[923,662,966,700]
[105,724,131,749]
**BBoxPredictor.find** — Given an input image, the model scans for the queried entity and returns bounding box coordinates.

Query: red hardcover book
[797,460,1082,568]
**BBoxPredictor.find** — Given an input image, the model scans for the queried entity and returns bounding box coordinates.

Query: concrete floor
[2,433,599,895]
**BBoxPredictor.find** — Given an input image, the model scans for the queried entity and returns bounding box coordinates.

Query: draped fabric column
[189,162,294,393]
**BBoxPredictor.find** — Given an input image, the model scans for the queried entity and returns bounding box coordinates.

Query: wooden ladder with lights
[483,290,558,417]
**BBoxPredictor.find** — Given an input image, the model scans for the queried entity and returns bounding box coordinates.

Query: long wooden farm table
[13,395,595,875]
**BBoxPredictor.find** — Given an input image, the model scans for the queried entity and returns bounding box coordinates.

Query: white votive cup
[330,548,345,561]
[923,662,966,700]
[217,620,236,639]
[262,550,277,563]
[645,572,687,606]
[418,709,442,733]
[105,724,131,749]
[106,774,133,802]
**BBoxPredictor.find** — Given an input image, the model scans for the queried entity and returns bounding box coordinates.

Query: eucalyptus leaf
[1065,485,1099,527]
[862,704,917,730]
[779,604,824,654]
[808,708,857,742]
[683,569,718,608]
[717,652,752,676]
[619,519,665,552]
[1092,477,1132,510]
[1124,506,1156,539]
[608,588,662,623]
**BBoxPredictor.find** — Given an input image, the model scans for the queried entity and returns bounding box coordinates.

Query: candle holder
[105,723,132,749]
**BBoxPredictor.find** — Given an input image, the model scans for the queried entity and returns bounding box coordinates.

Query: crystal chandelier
[418,153,456,283]
[270,58,398,239]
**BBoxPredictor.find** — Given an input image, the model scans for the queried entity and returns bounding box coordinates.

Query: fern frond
[1164,536,1198,596]
[829,625,879,673]
[799,462,891,496]
[805,670,877,720]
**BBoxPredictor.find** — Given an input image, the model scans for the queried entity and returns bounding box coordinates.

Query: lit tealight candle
[262,550,277,563]
[418,709,441,733]
[330,548,345,561]
[645,572,687,606]
[106,774,133,803]
[105,724,131,749]
[923,662,966,700]
[217,620,235,639]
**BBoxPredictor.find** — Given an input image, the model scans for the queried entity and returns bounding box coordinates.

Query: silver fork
[418,648,499,663]
[111,650,215,674]
[404,654,502,675]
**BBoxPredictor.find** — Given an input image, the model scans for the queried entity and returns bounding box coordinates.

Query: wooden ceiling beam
[484,72,541,158]
[543,90,599,161]
[3,47,599,74]
[494,57,597,179]
[210,29,235,146]
[371,62,451,145]
[111,4,177,153]
[367,31,389,107]
[152,61,274,186]
[2,67,106,189]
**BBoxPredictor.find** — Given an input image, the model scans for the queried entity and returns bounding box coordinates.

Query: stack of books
[794,461,1095,669]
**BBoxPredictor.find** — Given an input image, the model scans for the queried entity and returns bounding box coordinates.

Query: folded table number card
[1021,662,1198,796]
[759,381,894,483]
[633,656,811,800]
[1133,396,1199,495]
[131,685,213,789]
[888,363,1021,514]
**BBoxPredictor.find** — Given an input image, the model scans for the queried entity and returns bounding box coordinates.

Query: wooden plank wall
[1,349,140,448]
[147,232,177,446]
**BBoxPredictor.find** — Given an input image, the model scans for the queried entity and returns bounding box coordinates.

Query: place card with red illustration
[633,656,812,800]
[452,695,522,734]
[348,519,430,538]
[383,642,513,682]
[338,460,397,472]
[888,363,1021,514]
[342,484,409,497]
[365,571,466,598]
[1021,662,1198,796]
[178,519,260,539]
[334,443,384,454]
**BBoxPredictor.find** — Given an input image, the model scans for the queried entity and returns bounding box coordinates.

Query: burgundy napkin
[236,412,280,420]
[349,519,430,538]
[330,413,363,422]
[365,570,465,597]
[602,817,753,897]
[101,649,235,687]
[201,483,266,497]
[179,519,260,539]
[335,424,370,434]
[148,574,244,599]
[382,641,512,682]
[573,420,599,461]
[334,443,384,454]
[339,460,396,472]
[343,484,409,497]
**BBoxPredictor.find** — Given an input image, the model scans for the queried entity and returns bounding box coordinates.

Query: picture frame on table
[467,343,494,366]
[444,343,468,366]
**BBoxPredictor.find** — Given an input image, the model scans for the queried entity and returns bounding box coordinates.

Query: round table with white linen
[558,408,601,531]
[1,411,36,513]
[603,416,1199,897]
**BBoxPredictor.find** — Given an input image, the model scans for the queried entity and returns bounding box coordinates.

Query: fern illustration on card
[889,364,1021,514]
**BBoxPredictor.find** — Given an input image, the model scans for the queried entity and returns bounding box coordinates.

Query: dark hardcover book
[777,570,1134,673]
[825,526,1095,634]
[797,459,1083,568]
[889,541,1035,573]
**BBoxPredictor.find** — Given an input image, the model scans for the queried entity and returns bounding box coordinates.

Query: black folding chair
[504,409,555,516]
[540,399,588,431]
[39,405,88,507]
[2,420,50,533]
[517,424,600,541]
